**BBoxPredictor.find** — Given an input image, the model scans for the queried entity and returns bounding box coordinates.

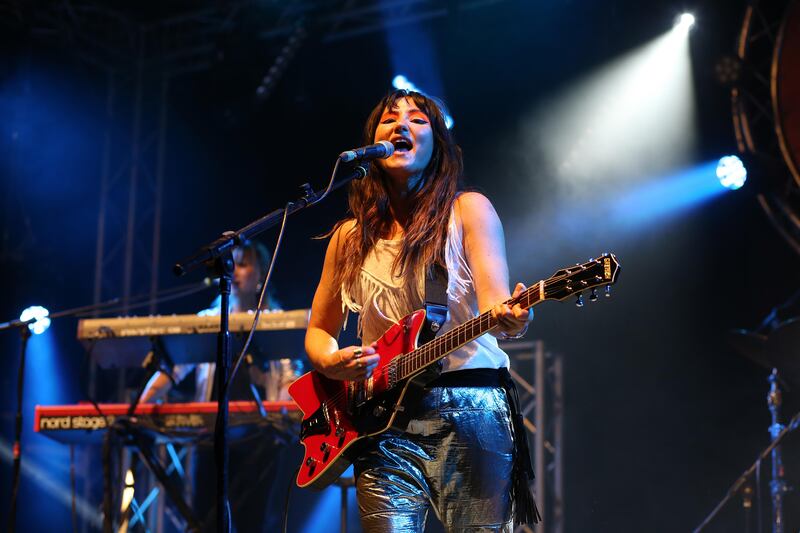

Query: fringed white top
[341,206,509,372]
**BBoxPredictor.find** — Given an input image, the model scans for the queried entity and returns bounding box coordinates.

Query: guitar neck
[393,282,543,381]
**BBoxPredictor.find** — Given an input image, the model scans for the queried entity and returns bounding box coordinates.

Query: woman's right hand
[321,345,380,381]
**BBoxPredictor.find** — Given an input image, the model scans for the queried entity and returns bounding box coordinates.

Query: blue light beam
[299,465,357,532]
[610,161,730,228]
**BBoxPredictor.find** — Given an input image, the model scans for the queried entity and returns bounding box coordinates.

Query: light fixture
[19,306,51,335]
[675,13,696,33]
[716,155,747,190]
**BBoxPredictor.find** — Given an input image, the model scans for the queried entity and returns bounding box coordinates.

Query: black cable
[75,281,213,318]
[227,156,347,390]
[0,278,210,328]
[282,465,300,533]
[227,203,289,390]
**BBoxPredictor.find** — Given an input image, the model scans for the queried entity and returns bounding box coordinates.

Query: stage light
[714,55,742,85]
[19,306,51,335]
[675,13,695,32]
[391,74,454,129]
[716,155,747,190]
[392,74,418,92]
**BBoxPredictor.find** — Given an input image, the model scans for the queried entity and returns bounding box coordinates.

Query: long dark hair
[333,89,464,292]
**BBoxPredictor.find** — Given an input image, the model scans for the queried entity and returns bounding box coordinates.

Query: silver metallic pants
[354,386,515,533]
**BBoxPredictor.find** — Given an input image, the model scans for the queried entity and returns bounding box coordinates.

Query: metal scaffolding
[731,0,800,255]
[502,340,565,533]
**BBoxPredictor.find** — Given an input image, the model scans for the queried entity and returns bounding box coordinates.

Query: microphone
[339,140,394,163]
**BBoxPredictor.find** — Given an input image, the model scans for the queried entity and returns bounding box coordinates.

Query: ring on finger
[353,347,363,360]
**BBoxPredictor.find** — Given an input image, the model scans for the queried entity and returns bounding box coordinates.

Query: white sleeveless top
[341,207,509,372]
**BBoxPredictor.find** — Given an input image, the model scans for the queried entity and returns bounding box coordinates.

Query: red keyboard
[34,401,300,444]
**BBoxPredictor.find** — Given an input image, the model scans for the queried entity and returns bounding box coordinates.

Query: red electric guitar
[288,253,621,489]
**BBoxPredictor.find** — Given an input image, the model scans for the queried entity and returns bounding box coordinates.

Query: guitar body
[288,309,439,490]
[288,253,621,490]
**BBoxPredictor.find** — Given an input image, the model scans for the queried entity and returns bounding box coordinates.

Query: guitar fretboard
[391,283,543,381]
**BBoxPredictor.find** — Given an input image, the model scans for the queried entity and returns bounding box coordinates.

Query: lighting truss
[731,0,800,255]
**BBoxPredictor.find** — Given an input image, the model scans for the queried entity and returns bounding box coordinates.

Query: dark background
[1,0,799,531]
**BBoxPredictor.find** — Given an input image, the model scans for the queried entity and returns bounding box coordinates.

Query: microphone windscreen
[377,140,395,158]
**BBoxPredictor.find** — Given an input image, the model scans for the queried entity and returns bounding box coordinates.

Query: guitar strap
[423,264,449,342]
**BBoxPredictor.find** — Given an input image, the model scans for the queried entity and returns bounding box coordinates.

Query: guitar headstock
[544,253,621,305]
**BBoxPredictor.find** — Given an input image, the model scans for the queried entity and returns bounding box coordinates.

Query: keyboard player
[139,240,299,532]
[140,240,282,403]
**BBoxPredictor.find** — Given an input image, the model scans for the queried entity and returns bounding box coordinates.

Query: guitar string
[318,281,545,410]
[396,257,615,375]
[314,263,612,413]
[318,263,611,413]
[314,265,608,413]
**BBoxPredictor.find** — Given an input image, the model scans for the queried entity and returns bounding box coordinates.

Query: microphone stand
[4,318,31,533]
[766,369,789,533]
[692,369,800,533]
[0,282,210,533]
[1,304,110,533]
[173,163,367,533]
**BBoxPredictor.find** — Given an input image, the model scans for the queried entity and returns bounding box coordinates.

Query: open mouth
[392,138,413,153]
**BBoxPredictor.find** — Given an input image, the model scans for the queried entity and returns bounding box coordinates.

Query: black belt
[426,367,505,388]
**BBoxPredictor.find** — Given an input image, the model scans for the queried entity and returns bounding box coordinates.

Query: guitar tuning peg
[575,293,584,307]
[604,285,612,298]
[589,288,598,302]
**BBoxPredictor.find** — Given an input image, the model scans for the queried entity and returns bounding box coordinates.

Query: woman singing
[305,89,539,532]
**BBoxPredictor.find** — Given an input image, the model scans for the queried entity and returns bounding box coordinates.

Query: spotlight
[716,155,747,190]
[19,306,50,335]
[391,74,454,129]
[392,74,417,92]
[675,13,695,32]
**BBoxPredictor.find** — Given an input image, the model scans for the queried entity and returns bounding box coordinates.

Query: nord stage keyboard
[34,401,301,444]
